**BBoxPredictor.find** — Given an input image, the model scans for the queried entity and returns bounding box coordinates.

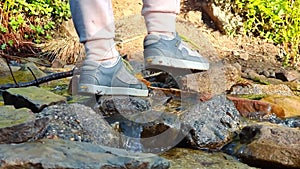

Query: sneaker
[78,58,149,96]
[144,33,210,70]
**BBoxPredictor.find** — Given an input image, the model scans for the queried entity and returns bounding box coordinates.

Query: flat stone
[230,84,294,96]
[180,63,241,95]
[262,95,300,118]
[228,96,285,118]
[0,139,170,169]
[0,106,49,143]
[161,148,257,169]
[2,86,66,113]
[223,123,300,169]
[180,95,243,149]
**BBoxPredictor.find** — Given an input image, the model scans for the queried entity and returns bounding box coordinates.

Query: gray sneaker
[78,58,148,96]
[144,33,210,70]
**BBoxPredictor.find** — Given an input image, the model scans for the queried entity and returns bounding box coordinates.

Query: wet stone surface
[222,123,300,169]
[0,106,49,144]
[97,95,151,116]
[106,110,185,153]
[37,103,121,147]
[2,86,66,113]
[0,139,170,169]
[180,94,243,149]
[161,148,257,169]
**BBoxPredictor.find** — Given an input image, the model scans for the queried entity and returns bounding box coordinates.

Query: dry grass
[36,36,85,64]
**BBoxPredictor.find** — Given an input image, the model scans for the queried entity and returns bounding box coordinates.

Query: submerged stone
[0,106,49,143]
[2,86,66,113]
[223,123,300,169]
[0,139,170,169]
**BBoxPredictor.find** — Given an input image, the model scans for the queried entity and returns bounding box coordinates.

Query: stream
[0,64,300,169]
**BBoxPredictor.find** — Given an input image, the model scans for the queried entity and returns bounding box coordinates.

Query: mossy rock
[0,106,34,128]
[3,86,66,113]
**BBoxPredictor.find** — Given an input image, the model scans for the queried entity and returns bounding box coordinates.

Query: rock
[243,69,283,85]
[51,58,66,68]
[2,86,67,113]
[180,62,241,95]
[20,62,47,77]
[97,95,151,116]
[0,139,170,169]
[0,106,49,143]
[185,11,203,25]
[230,84,294,96]
[275,70,300,82]
[180,95,243,149]
[261,95,300,118]
[37,103,121,147]
[227,96,285,118]
[0,58,10,75]
[161,148,257,169]
[59,19,78,37]
[223,123,300,169]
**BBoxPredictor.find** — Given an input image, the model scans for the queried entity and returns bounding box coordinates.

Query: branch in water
[0,69,75,90]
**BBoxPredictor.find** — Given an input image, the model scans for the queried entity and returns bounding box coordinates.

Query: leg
[142,0,210,70]
[69,0,148,96]
[142,0,180,35]
[69,0,118,63]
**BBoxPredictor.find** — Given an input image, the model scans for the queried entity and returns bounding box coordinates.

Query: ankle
[149,31,175,40]
[98,56,120,68]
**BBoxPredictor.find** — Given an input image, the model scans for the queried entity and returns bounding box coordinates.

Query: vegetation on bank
[0,0,71,54]
[233,0,300,66]
[0,0,299,66]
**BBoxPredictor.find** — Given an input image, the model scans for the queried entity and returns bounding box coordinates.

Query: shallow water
[161,148,256,169]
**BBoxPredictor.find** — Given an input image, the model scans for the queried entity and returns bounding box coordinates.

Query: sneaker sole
[145,56,210,70]
[78,84,149,96]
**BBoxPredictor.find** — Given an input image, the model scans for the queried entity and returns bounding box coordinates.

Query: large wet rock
[0,106,49,143]
[37,103,121,147]
[180,95,243,149]
[262,95,300,118]
[223,123,300,169]
[0,139,170,169]
[2,86,66,113]
[161,148,257,169]
[180,63,241,95]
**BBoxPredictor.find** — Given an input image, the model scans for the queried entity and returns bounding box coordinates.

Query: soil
[111,0,287,75]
